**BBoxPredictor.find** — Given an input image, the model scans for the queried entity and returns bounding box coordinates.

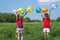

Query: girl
[40,12,50,38]
[16,14,23,40]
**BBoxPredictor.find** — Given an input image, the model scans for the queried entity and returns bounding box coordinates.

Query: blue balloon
[49,3,57,12]
[51,4,57,9]
[36,7,41,13]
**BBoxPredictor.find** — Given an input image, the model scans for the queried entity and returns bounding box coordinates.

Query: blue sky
[0,0,60,20]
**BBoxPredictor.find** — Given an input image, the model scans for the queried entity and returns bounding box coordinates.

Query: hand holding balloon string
[13,9,18,16]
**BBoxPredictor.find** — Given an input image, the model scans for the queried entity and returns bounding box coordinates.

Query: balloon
[13,9,16,14]
[36,7,41,13]
[13,9,16,12]
[16,8,24,15]
[26,6,33,13]
[49,3,57,12]
[51,4,57,10]
[42,8,48,13]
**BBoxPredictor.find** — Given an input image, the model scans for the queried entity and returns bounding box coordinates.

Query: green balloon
[36,7,41,13]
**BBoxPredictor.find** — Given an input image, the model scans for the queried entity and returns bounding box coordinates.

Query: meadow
[0,22,60,40]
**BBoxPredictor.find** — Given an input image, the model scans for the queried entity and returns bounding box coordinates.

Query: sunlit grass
[0,22,60,40]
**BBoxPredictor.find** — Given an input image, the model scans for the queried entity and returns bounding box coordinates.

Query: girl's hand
[16,13,18,16]
[47,11,50,17]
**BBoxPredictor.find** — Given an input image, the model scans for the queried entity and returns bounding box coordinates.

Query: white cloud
[38,0,60,5]
[38,0,60,2]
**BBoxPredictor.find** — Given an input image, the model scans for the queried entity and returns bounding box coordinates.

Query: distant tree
[0,15,6,23]
[30,20,35,22]
[56,17,60,22]
[30,20,41,22]
[51,19,56,22]
[0,13,15,23]
[34,20,41,22]
[24,17,31,22]
[5,13,15,23]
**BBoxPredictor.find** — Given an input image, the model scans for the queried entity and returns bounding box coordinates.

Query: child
[16,14,23,40]
[40,12,50,38]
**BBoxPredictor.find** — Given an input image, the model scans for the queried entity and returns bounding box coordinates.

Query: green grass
[0,22,60,40]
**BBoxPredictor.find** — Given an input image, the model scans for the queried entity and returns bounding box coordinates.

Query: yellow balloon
[26,6,33,13]
[16,8,24,15]
[20,13,22,16]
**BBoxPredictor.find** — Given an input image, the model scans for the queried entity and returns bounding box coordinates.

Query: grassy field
[0,22,60,40]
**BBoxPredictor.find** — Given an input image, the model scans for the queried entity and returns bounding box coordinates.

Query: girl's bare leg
[21,33,23,40]
[46,32,50,38]
[18,33,20,40]
[44,32,47,38]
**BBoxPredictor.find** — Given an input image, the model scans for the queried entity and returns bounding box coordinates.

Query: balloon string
[25,12,27,15]
[49,8,52,13]
[23,12,27,16]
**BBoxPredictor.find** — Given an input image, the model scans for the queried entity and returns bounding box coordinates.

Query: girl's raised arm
[16,14,18,21]
[47,11,50,17]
